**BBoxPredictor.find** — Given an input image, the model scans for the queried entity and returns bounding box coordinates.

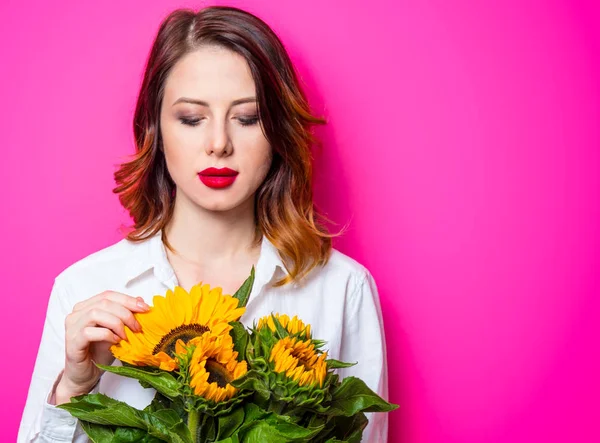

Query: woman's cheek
[254,153,272,185]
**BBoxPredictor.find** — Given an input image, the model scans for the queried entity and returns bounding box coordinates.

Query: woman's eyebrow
[172,97,257,107]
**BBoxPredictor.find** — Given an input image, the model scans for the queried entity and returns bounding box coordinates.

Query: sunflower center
[152,323,210,357]
[299,359,313,370]
[205,359,233,388]
[288,348,314,370]
[293,355,313,371]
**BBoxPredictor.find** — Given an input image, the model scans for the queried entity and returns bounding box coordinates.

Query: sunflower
[188,332,248,402]
[257,313,311,337]
[110,283,245,371]
[270,336,327,388]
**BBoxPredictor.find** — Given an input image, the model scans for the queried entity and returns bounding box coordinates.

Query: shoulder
[327,248,370,280]
[303,246,374,294]
[323,249,383,322]
[53,236,144,295]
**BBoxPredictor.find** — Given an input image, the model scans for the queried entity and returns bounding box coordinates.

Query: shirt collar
[124,230,288,289]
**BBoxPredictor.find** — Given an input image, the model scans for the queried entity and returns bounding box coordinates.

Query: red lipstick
[198,167,238,189]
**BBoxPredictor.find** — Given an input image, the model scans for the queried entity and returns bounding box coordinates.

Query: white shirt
[18,230,389,442]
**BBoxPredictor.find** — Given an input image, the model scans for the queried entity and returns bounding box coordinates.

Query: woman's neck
[163,193,260,267]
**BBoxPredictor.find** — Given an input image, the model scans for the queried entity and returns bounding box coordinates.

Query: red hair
[113,6,344,287]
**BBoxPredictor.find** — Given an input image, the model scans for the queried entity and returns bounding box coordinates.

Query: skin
[55,45,273,404]
[160,45,273,294]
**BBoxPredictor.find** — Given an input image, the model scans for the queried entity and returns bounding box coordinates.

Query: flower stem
[187,409,199,441]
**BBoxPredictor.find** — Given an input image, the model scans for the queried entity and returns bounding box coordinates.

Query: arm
[338,270,390,443]
[18,277,92,443]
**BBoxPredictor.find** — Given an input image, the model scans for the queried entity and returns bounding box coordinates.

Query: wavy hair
[113,6,345,287]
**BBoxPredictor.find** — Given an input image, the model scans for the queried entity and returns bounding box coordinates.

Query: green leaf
[270,314,288,339]
[231,370,271,401]
[145,393,187,422]
[80,421,170,443]
[79,422,116,442]
[113,427,165,443]
[268,419,323,441]
[197,415,217,443]
[241,421,288,443]
[310,339,328,349]
[229,321,250,361]
[325,359,357,369]
[58,394,193,443]
[216,405,245,439]
[233,266,255,308]
[58,394,147,428]
[241,415,323,442]
[147,409,191,441]
[327,377,399,416]
[96,363,182,399]
[242,402,270,422]
[325,413,368,443]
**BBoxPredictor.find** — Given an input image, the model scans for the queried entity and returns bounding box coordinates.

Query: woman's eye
[179,117,202,127]
[238,116,259,126]
[178,116,258,127]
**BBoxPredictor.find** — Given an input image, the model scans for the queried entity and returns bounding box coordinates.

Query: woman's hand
[54,291,151,405]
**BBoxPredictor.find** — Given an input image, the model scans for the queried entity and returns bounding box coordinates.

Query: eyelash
[179,116,259,127]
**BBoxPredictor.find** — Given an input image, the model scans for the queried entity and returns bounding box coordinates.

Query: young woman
[19,6,389,442]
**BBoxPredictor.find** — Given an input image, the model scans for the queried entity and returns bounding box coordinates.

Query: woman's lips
[198,175,237,188]
[198,168,238,189]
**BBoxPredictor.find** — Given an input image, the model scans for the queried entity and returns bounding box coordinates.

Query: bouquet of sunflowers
[59,268,398,442]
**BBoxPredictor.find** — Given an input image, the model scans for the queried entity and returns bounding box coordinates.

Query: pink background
[2,0,599,441]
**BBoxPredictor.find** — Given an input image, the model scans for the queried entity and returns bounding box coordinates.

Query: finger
[73,291,150,313]
[82,327,121,344]
[70,327,121,352]
[78,309,130,340]
[67,299,145,350]
[93,299,143,334]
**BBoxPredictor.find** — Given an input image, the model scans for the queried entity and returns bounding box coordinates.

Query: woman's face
[159,45,272,213]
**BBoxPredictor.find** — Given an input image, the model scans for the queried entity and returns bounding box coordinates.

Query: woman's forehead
[164,47,256,107]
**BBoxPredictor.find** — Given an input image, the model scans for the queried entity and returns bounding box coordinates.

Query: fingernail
[136,298,150,310]
[135,320,142,332]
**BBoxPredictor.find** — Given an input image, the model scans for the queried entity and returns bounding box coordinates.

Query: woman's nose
[205,119,232,156]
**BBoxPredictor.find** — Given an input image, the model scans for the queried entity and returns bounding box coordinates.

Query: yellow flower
[257,313,311,337]
[270,336,327,388]
[110,284,245,371]
[188,333,248,402]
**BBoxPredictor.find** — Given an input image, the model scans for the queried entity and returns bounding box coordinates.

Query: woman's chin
[194,197,248,213]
